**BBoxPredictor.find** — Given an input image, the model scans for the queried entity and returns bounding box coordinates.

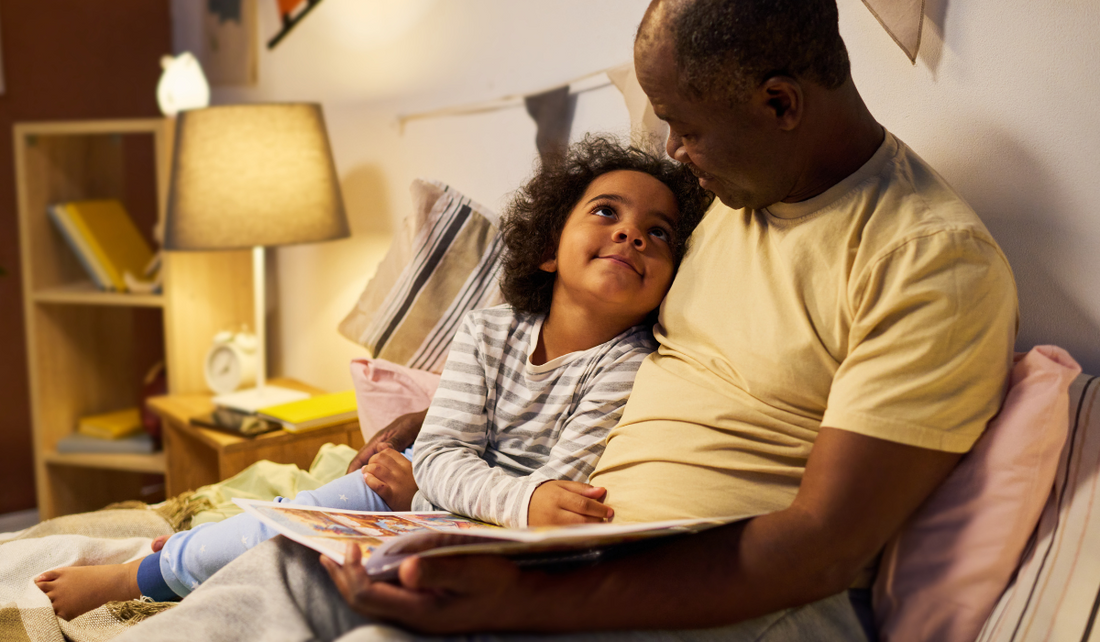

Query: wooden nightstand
[148,379,365,496]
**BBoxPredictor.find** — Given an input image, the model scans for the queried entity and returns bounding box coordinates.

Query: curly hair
[663,0,851,104]
[499,134,713,315]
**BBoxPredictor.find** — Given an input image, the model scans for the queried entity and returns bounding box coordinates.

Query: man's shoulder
[859,133,1005,260]
[882,135,987,232]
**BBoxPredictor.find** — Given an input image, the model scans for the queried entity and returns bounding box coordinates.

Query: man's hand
[320,543,530,634]
[528,480,614,526]
[346,409,428,474]
[363,448,418,511]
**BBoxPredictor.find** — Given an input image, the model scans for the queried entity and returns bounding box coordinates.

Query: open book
[235,499,751,580]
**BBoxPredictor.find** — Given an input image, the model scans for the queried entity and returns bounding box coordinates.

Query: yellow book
[257,390,358,433]
[77,407,144,440]
[47,204,113,289]
[64,199,154,292]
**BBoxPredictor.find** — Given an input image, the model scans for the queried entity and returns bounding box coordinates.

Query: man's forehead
[636,0,676,50]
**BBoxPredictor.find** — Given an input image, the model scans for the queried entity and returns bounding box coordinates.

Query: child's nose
[614,227,646,249]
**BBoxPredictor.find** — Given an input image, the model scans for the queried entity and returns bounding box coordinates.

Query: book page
[235,499,489,566]
[236,499,754,579]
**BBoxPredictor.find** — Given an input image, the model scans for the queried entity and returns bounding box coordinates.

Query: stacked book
[193,389,359,438]
[56,408,157,454]
[47,199,160,293]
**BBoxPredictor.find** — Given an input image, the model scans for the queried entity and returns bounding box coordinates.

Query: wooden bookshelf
[15,119,254,518]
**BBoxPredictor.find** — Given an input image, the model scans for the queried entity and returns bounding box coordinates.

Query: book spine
[64,203,127,291]
[47,204,111,290]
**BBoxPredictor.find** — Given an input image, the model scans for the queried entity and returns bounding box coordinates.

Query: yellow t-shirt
[590,132,1019,524]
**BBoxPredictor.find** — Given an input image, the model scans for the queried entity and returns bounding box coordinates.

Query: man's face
[635,37,790,210]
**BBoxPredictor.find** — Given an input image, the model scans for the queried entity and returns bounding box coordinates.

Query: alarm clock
[203,330,258,395]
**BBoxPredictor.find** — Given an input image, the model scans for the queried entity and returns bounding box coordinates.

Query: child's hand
[363,448,419,511]
[528,481,614,526]
[346,410,428,474]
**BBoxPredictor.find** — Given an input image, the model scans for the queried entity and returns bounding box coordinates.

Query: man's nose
[666,131,685,162]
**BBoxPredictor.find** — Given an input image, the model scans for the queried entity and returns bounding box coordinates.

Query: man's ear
[758,76,803,131]
[539,257,557,273]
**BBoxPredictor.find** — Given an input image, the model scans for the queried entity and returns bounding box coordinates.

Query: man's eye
[593,206,616,218]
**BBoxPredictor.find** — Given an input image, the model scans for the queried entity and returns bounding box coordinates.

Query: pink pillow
[350,358,441,443]
[873,345,1081,642]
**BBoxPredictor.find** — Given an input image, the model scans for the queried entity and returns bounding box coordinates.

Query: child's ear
[539,257,557,273]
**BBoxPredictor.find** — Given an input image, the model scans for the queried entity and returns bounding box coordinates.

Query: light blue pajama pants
[136,447,414,601]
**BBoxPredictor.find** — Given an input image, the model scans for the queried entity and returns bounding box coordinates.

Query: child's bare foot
[35,558,143,621]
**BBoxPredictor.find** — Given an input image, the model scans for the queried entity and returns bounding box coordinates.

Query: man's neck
[783,79,884,204]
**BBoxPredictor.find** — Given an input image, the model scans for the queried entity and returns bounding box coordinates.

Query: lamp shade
[164,103,350,250]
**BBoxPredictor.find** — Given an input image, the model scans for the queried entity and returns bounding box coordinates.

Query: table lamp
[164,103,350,410]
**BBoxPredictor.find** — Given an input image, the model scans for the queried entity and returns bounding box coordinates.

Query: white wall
[176,0,1100,392]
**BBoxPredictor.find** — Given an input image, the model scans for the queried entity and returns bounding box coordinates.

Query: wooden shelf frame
[14,118,255,518]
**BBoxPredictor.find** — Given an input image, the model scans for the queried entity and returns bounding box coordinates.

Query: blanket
[0,508,173,642]
[0,443,358,641]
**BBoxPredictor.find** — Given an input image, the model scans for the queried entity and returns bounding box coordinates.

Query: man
[117,0,1016,639]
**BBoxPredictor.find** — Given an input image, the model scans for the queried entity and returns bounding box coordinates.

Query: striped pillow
[338,179,503,372]
[976,372,1100,642]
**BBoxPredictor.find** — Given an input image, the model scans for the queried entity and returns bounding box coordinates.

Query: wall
[0,1,171,514]
[176,0,1099,395]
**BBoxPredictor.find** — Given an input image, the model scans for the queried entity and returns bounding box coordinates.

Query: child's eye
[593,206,616,219]
[650,227,672,243]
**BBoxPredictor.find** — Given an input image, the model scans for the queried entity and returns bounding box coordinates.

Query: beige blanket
[0,443,358,641]
[0,508,174,642]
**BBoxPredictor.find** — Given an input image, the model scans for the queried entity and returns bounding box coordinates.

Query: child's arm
[413,314,651,528]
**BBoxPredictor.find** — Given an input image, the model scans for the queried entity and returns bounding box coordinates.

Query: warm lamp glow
[164,103,349,250]
[164,103,349,403]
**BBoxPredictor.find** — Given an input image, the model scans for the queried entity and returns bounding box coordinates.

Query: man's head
[645,0,850,105]
[635,0,862,209]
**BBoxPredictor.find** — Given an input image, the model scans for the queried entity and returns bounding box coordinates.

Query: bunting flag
[606,63,669,150]
[862,0,926,62]
[524,86,575,160]
[396,0,919,144]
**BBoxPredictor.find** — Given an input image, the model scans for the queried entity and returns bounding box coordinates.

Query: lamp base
[213,385,310,414]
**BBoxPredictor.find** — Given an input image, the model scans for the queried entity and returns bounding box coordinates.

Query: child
[35,135,713,620]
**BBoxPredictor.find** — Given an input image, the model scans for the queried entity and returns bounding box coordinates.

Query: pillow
[350,357,441,443]
[975,370,1100,642]
[339,179,504,373]
[873,345,1081,642]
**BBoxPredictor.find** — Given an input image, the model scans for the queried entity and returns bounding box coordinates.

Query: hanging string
[396,65,620,133]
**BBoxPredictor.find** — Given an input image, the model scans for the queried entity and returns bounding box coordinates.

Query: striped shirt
[410,305,655,528]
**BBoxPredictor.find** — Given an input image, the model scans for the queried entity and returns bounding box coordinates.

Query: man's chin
[697,177,739,209]
[712,190,747,210]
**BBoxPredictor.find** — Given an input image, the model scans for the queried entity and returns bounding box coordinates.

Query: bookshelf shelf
[33,282,165,307]
[43,451,167,474]
[15,118,255,518]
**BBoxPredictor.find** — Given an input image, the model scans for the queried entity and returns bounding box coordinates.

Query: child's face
[540,169,680,325]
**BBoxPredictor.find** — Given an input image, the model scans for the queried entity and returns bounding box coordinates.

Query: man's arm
[322,426,961,634]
